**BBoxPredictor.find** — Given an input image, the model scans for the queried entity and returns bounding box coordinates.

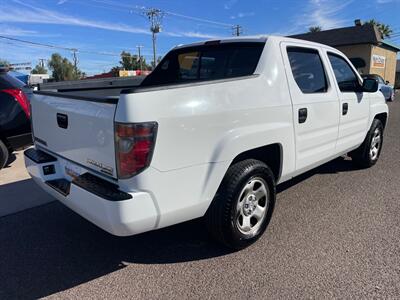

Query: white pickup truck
[25,36,388,249]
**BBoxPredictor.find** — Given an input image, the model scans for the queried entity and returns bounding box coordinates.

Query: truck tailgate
[31,92,118,178]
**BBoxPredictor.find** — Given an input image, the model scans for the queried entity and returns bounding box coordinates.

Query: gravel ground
[0,95,399,299]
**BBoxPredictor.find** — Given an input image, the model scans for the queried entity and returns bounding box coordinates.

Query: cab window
[287,47,328,94]
[328,53,360,92]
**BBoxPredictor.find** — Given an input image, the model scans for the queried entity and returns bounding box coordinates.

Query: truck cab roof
[174,35,340,54]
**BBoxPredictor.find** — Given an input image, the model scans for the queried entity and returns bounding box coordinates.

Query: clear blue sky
[1,0,399,75]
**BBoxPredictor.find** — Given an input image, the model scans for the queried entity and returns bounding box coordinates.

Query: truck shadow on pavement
[0,156,360,299]
[3,153,16,168]
[277,156,362,193]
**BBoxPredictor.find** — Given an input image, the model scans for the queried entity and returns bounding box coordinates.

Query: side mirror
[362,78,379,93]
[385,80,390,85]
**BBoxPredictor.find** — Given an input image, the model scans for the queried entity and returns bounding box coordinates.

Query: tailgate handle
[57,113,68,129]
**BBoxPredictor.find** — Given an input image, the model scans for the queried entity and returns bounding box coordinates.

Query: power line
[164,10,233,28]
[0,35,76,51]
[0,35,158,59]
[87,0,233,29]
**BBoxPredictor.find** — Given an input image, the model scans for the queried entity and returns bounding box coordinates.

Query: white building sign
[372,54,386,69]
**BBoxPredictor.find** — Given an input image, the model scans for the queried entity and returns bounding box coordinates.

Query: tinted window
[178,51,200,80]
[199,49,228,80]
[141,42,264,86]
[328,53,360,92]
[287,47,328,93]
[0,73,25,89]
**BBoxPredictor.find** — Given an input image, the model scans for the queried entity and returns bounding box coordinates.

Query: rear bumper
[24,147,158,236]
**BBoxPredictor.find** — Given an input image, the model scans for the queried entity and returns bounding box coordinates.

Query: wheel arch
[230,143,283,182]
[374,112,388,130]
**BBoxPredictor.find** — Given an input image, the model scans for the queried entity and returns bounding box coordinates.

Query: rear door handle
[298,108,308,124]
[342,103,349,115]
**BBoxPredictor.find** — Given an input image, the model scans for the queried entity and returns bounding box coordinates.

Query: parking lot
[0,95,399,299]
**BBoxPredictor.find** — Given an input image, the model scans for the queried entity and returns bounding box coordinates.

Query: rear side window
[141,42,264,86]
[198,49,228,80]
[0,73,25,89]
[287,47,328,94]
[328,53,360,92]
[178,51,200,80]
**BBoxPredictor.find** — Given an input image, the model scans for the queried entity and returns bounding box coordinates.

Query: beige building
[291,23,400,85]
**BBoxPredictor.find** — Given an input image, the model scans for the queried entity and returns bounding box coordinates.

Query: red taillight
[115,122,158,178]
[2,88,30,118]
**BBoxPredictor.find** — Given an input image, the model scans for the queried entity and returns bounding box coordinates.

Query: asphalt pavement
[0,95,399,299]
[0,150,54,217]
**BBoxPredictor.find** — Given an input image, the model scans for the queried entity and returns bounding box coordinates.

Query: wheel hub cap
[243,194,257,216]
[369,128,381,161]
[235,177,269,236]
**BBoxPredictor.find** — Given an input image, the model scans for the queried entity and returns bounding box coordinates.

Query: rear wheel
[350,119,383,168]
[205,159,276,250]
[0,139,10,170]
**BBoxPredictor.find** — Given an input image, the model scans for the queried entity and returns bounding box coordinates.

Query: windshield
[141,42,265,87]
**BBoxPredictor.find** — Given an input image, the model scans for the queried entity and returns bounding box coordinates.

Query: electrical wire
[0,35,160,58]
[87,0,234,28]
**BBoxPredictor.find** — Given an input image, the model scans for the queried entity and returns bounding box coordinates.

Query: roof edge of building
[380,40,400,52]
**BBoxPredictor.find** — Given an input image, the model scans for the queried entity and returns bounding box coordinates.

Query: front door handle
[298,108,308,124]
[342,103,349,115]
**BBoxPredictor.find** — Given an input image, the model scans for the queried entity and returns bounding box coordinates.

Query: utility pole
[38,58,46,69]
[144,8,164,69]
[137,45,144,71]
[71,48,78,76]
[232,25,243,36]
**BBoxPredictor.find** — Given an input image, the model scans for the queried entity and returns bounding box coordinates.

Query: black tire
[205,159,276,250]
[0,139,10,170]
[350,119,384,168]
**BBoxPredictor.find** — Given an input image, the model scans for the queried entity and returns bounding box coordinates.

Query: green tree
[309,26,322,33]
[365,19,393,38]
[31,64,48,74]
[47,53,83,81]
[120,51,141,70]
[119,51,152,71]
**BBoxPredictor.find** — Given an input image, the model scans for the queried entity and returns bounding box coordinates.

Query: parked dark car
[0,70,32,169]
[362,74,395,101]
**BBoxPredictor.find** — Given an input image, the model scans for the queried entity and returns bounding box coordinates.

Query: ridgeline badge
[87,159,114,176]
